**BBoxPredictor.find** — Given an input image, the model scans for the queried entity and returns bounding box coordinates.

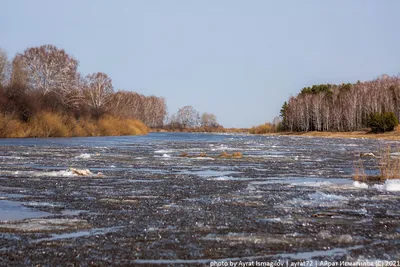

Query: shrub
[367,112,398,133]
[249,123,276,134]
[97,116,148,136]
[29,112,68,137]
[353,146,400,181]
[0,114,28,138]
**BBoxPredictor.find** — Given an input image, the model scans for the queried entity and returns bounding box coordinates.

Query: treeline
[281,75,400,132]
[162,105,224,132]
[0,45,167,137]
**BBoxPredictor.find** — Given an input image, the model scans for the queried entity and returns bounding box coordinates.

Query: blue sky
[2,0,400,127]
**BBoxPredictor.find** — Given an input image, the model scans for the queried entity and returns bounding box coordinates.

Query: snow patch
[34,170,79,177]
[75,153,91,159]
[353,181,369,189]
[154,149,173,154]
[373,179,400,192]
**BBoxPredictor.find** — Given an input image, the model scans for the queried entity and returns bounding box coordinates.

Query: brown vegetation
[0,45,163,137]
[249,123,277,134]
[353,146,400,181]
[0,112,148,138]
[278,127,400,140]
[219,151,243,158]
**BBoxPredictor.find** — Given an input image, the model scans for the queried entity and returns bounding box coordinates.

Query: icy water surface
[0,133,399,266]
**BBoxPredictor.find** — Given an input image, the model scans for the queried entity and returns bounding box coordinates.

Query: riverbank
[274,129,400,140]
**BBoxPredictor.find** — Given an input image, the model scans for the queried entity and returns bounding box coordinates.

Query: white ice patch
[33,170,78,177]
[373,179,400,192]
[154,149,173,154]
[309,192,348,202]
[385,179,400,191]
[208,176,255,181]
[190,157,214,160]
[292,181,333,187]
[353,181,368,189]
[210,144,243,151]
[284,192,348,208]
[75,153,91,159]
[153,154,171,158]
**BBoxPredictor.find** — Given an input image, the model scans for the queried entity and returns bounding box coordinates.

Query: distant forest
[0,45,220,137]
[280,75,400,132]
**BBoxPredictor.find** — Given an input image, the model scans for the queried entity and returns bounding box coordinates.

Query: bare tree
[0,48,11,87]
[177,105,200,128]
[83,72,113,116]
[15,45,79,96]
[201,112,219,127]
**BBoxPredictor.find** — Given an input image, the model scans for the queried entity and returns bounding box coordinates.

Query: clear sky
[1,0,400,127]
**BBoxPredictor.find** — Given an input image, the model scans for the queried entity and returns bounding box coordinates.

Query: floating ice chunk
[68,168,93,176]
[154,149,173,154]
[353,181,368,189]
[23,202,65,209]
[373,184,385,191]
[75,153,91,159]
[292,181,332,187]
[34,170,78,177]
[360,152,375,157]
[384,179,400,192]
[373,179,400,192]
[258,217,282,223]
[34,168,96,177]
[309,192,348,201]
[210,176,234,181]
[338,234,353,244]
[153,154,171,158]
[317,230,332,239]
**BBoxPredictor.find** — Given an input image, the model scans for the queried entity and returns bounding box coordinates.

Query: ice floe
[75,153,91,159]
[154,149,174,154]
[353,181,369,189]
[373,179,400,192]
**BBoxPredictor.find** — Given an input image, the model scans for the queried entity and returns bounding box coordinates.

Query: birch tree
[177,105,200,128]
[83,72,113,116]
[0,48,10,87]
[15,45,79,96]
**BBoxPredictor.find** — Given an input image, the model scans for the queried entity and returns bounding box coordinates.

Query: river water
[0,133,399,265]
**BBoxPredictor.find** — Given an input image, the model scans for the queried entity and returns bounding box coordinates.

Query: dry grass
[219,151,243,158]
[279,127,400,140]
[249,123,277,134]
[353,159,367,181]
[378,146,400,180]
[353,145,400,181]
[0,112,148,138]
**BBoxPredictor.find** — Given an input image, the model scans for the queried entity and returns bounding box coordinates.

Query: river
[0,133,399,265]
